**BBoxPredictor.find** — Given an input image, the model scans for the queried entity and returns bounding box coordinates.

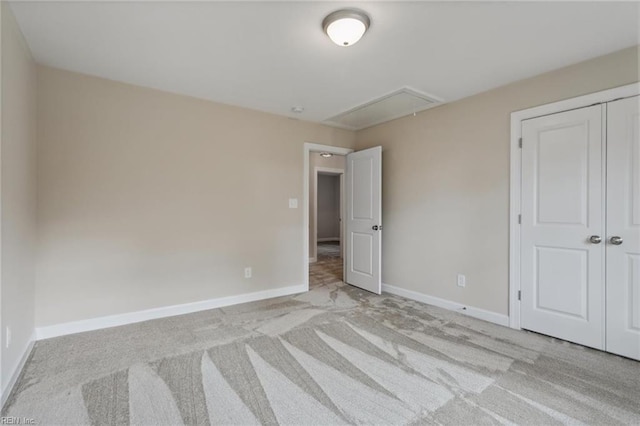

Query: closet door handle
[589,235,602,244]
[610,236,623,245]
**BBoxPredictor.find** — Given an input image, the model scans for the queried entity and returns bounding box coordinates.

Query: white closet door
[520,105,605,350]
[606,95,640,360]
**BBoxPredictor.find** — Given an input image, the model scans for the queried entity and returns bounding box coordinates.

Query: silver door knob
[610,236,623,245]
[589,235,602,244]
[372,225,379,231]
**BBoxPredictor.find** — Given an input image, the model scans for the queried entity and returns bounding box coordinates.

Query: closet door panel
[606,95,640,361]
[520,105,605,349]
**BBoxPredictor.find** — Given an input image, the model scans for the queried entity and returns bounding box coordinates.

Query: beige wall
[26,41,640,329]
[356,45,639,316]
[36,66,355,327]
[308,153,345,260]
[1,3,37,393]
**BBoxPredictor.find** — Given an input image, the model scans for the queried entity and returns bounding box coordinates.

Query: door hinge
[518,290,521,301]
[518,214,521,224]
[518,138,522,148]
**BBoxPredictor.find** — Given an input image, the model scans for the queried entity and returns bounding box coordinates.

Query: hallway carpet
[317,241,341,260]
[3,255,640,424]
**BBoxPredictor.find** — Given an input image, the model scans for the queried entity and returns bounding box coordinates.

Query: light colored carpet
[3,255,640,425]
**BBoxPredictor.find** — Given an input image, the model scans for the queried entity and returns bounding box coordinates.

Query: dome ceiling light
[322,9,370,47]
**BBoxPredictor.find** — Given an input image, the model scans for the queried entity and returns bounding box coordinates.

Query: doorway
[310,155,345,288]
[302,143,383,295]
[303,144,352,292]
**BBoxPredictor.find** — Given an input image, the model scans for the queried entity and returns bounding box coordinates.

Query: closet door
[520,105,605,349]
[606,95,640,360]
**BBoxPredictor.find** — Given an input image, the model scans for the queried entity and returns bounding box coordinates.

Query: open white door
[345,146,382,294]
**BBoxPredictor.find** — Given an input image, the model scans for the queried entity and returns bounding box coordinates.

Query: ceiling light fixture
[322,9,370,47]
[320,152,333,158]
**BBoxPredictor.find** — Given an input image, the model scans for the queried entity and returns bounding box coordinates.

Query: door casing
[509,83,640,330]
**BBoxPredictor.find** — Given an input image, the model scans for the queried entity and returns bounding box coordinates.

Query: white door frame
[314,167,345,256]
[509,82,640,330]
[303,143,353,292]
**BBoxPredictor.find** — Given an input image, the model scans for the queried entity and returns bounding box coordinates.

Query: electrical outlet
[457,274,466,288]
[6,327,11,348]
[244,267,252,279]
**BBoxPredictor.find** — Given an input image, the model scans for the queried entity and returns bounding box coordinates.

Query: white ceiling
[9,1,640,125]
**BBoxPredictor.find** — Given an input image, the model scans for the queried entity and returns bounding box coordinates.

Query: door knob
[610,236,623,245]
[589,235,602,244]
[372,225,379,231]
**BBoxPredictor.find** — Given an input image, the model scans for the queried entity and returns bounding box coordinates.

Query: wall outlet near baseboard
[457,274,466,288]
[244,267,252,279]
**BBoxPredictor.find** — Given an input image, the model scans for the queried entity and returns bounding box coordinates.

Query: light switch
[289,198,298,209]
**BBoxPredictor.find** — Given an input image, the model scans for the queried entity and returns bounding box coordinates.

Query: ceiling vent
[323,87,442,131]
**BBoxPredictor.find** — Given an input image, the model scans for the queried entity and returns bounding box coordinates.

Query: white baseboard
[35,284,307,340]
[308,257,317,263]
[382,283,509,327]
[317,237,340,242]
[1,330,36,409]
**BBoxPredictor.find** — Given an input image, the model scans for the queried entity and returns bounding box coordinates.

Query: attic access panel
[324,88,442,131]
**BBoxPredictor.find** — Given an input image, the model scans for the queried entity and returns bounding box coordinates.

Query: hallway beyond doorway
[310,242,342,289]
